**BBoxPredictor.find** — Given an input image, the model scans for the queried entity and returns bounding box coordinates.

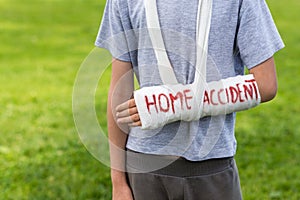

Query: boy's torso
[123,0,241,161]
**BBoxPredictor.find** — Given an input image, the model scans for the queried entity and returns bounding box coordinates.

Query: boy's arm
[249,57,277,103]
[116,57,278,126]
[107,59,134,199]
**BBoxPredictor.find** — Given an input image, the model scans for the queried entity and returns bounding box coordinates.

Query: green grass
[0,0,112,199]
[0,0,299,199]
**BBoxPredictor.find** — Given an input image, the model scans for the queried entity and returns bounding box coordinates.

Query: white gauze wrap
[134,0,261,129]
[134,74,261,129]
[201,74,261,117]
[134,84,201,129]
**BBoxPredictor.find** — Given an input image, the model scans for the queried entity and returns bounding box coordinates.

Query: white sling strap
[144,0,213,86]
[194,0,212,85]
[144,0,177,84]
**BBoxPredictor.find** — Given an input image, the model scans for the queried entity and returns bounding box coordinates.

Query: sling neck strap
[144,0,213,85]
[144,0,178,84]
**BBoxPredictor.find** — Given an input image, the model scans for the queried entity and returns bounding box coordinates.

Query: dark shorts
[126,151,243,200]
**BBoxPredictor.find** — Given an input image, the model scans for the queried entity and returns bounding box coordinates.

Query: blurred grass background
[0,0,299,199]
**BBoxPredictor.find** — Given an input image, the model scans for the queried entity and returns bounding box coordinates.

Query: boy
[95,0,284,199]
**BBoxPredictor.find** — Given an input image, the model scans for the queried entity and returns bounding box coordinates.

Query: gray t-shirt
[95,0,284,161]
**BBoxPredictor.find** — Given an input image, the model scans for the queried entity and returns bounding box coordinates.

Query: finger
[116,99,136,112]
[129,121,142,127]
[117,107,138,118]
[117,113,140,124]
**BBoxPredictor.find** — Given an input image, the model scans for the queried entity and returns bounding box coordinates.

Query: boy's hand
[116,98,142,127]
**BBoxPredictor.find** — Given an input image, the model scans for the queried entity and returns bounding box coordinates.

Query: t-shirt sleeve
[95,0,131,62]
[237,0,284,69]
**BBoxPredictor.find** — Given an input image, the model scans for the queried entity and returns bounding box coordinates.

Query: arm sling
[134,0,261,129]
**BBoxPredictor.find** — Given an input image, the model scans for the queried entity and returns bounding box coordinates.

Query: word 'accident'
[144,78,259,114]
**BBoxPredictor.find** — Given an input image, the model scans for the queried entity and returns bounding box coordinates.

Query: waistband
[126,150,234,177]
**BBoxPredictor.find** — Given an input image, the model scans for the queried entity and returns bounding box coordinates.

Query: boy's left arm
[116,57,278,127]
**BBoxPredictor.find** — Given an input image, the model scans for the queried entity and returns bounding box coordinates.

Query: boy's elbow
[249,57,278,103]
[267,85,277,102]
[260,82,278,103]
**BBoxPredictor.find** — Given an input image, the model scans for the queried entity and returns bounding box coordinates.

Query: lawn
[0,0,299,199]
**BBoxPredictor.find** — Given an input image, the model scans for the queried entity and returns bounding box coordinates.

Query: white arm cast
[134,74,261,130]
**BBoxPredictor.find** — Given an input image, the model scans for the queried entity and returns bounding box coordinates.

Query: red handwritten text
[145,89,193,114]
[144,79,259,114]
